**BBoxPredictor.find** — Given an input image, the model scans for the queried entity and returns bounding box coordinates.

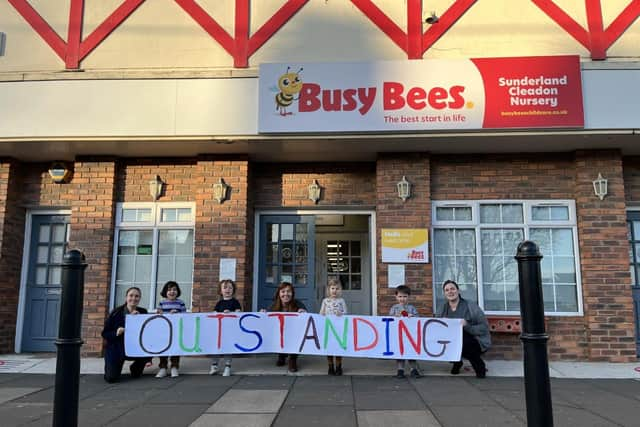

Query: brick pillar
[376,153,432,315]
[0,160,25,353]
[575,150,636,361]
[192,156,250,312]
[67,158,118,356]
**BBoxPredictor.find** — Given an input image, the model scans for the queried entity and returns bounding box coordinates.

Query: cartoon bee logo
[271,66,303,116]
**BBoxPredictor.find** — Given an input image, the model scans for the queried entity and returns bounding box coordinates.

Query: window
[433,200,581,315]
[112,203,195,310]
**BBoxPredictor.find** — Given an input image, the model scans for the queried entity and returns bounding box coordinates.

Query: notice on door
[381,229,429,263]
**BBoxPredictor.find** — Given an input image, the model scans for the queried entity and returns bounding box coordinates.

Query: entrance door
[627,212,640,356]
[317,234,370,315]
[22,214,70,352]
[258,215,316,311]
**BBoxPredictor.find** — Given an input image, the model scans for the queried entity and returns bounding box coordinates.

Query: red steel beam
[65,0,84,68]
[586,0,605,59]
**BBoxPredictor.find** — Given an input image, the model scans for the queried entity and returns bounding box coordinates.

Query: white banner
[125,312,462,361]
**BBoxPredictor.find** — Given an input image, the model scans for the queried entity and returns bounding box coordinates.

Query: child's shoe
[335,366,343,376]
[394,369,405,379]
[328,365,335,375]
[410,368,422,378]
[155,368,168,378]
[171,367,179,378]
[209,364,219,375]
[222,365,232,377]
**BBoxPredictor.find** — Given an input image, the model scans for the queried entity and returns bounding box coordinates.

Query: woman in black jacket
[102,287,151,383]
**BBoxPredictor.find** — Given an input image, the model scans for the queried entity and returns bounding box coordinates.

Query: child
[155,281,187,378]
[389,285,422,379]
[319,278,348,375]
[209,279,242,376]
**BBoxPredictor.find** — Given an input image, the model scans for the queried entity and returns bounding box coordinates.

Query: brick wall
[67,158,118,356]
[0,160,25,353]
[252,162,376,207]
[191,156,250,313]
[623,156,640,205]
[576,150,635,362]
[376,154,432,316]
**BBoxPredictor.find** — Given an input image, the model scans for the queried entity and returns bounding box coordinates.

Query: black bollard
[515,241,553,427]
[53,250,87,427]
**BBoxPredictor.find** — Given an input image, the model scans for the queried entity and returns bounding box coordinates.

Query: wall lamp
[149,175,164,201]
[397,176,411,201]
[48,162,72,184]
[425,12,439,24]
[593,173,608,200]
[213,178,229,203]
[308,179,321,204]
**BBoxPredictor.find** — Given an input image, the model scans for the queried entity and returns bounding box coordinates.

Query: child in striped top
[155,281,187,378]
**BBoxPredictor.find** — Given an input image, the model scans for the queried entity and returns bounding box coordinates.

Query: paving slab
[206,389,288,413]
[411,377,494,406]
[151,383,230,404]
[285,383,353,405]
[357,410,441,427]
[352,376,415,392]
[231,375,294,389]
[190,413,277,427]
[430,404,525,427]
[106,404,210,427]
[273,404,356,426]
[354,388,426,410]
[0,401,53,426]
[515,407,620,427]
[0,387,42,404]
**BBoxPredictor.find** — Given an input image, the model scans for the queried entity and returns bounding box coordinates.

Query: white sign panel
[125,312,462,361]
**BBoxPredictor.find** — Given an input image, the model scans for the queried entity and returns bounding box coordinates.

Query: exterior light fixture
[213,178,229,203]
[308,179,321,204]
[425,12,439,24]
[148,175,164,201]
[397,175,411,201]
[48,162,72,184]
[592,173,608,200]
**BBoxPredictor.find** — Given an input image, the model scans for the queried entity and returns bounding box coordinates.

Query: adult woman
[102,287,152,383]
[437,280,491,378]
[268,281,307,373]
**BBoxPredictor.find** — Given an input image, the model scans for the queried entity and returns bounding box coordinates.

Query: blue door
[258,215,316,312]
[22,214,70,352]
[627,212,640,356]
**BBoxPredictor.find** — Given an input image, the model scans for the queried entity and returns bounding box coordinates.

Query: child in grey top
[320,278,347,375]
[389,285,422,379]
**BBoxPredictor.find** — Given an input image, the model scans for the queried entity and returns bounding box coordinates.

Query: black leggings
[104,357,151,383]
[460,331,486,374]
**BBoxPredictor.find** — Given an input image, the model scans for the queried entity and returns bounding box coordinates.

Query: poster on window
[381,229,429,263]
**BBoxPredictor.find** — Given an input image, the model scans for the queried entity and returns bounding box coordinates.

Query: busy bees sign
[258,56,584,133]
[381,229,429,264]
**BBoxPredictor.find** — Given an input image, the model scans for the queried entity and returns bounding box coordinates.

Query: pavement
[1,354,640,426]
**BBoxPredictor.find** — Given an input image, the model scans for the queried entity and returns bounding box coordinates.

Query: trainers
[410,368,422,378]
[209,364,219,375]
[155,368,168,378]
[170,367,179,378]
[222,366,232,377]
[335,366,343,376]
[451,361,463,375]
[328,365,335,375]
[394,369,405,379]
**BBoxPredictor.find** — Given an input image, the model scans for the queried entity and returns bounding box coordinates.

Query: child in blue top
[389,285,422,379]
[155,281,187,378]
[210,279,242,376]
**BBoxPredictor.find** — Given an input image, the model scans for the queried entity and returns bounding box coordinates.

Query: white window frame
[432,200,583,316]
[111,202,196,311]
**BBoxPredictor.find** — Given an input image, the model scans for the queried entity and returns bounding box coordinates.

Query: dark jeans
[460,331,486,374]
[104,357,151,383]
